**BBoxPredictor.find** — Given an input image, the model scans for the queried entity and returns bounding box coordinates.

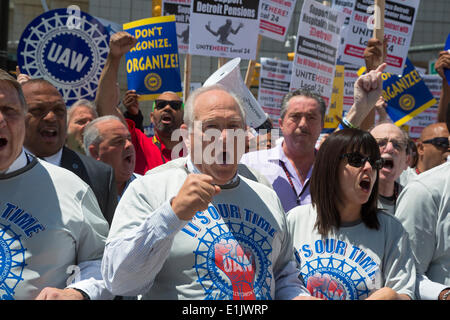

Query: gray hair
[83,115,122,156]
[0,69,27,112]
[184,84,246,130]
[67,99,98,124]
[280,89,327,121]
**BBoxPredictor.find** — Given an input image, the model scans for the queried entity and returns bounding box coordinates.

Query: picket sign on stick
[374,0,385,67]
[218,58,228,69]
[183,54,191,102]
[244,34,263,88]
[361,0,385,130]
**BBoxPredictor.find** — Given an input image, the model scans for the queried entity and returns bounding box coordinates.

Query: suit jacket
[60,146,118,226]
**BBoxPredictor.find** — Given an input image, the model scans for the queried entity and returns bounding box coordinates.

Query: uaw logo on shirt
[0,223,26,300]
[297,238,382,300]
[183,204,275,300]
[17,8,110,107]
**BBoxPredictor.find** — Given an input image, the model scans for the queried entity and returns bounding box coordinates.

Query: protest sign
[403,75,442,139]
[258,58,292,128]
[290,0,345,107]
[342,63,360,116]
[188,0,262,60]
[162,0,191,54]
[323,65,345,131]
[340,0,420,75]
[259,0,296,42]
[381,58,436,127]
[123,15,182,101]
[331,0,356,62]
[17,8,110,107]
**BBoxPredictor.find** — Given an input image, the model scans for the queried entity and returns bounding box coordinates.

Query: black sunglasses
[154,99,183,110]
[422,137,449,149]
[341,152,385,170]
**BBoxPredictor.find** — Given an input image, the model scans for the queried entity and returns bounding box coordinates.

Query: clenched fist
[171,174,221,221]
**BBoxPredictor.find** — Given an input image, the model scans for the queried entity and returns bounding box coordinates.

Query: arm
[336,63,387,131]
[435,50,450,122]
[95,31,137,120]
[102,174,220,296]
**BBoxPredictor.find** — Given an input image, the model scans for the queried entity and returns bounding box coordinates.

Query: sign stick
[183,54,191,102]
[361,0,385,130]
[244,34,262,88]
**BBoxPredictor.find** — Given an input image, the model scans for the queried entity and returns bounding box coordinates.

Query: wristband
[342,117,358,129]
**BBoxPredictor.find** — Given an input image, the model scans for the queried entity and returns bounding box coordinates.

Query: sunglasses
[375,138,407,152]
[154,99,183,110]
[422,137,449,149]
[341,152,385,170]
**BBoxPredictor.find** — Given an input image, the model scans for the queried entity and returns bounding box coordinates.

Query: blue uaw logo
[194,221,272,300]
[0,224,26,300]
[301,256,371,300]
[144,72,162,92]
[17,8,110,107]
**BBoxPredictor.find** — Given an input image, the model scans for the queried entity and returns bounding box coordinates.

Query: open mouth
[161,114,172,124]
[40,128,58,138]
[217,151,231,164]
[124,154,133,164]
[382,158,394,169]
[0,137,7,148]
[359,179,371,192]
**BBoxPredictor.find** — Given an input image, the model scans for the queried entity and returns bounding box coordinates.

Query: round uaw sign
[399,94,415,111]
[17,8,110,107]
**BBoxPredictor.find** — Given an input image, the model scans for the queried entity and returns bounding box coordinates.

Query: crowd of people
[0,30,449,301]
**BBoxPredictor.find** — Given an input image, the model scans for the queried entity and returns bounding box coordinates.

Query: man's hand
[35,287,86,300]
[109,31,137,60]
[435,50,450,80]
[123,90,140,115]
[171,174,221,221]
[346,63,387,127]
[16,66,31,85]
[363,38,387,71]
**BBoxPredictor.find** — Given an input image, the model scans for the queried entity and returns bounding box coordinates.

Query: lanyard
[279,160,310,205]
[152,135,167,164]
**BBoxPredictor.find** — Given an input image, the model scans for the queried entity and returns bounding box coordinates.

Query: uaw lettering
[297,238,381,300]
[183,203,275,299]
[17,8,110,107]
[124,15,182,100]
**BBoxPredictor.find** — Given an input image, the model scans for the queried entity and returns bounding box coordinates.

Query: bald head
[420,122,449,141]
[416,122,449,172]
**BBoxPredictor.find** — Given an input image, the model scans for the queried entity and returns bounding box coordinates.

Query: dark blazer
[60,146,118,226]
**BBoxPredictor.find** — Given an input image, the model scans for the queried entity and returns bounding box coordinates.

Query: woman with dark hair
[287,129,416,300]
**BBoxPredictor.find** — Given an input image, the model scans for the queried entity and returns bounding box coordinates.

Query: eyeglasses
[422,137,449,150]
[341,152,385,170]
[375,138,407,152]
[154,99,183,110]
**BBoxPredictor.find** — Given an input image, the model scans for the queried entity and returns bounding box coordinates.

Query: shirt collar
[186,155,239,189]
[1,148,28,175]
[24,147,63,166]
